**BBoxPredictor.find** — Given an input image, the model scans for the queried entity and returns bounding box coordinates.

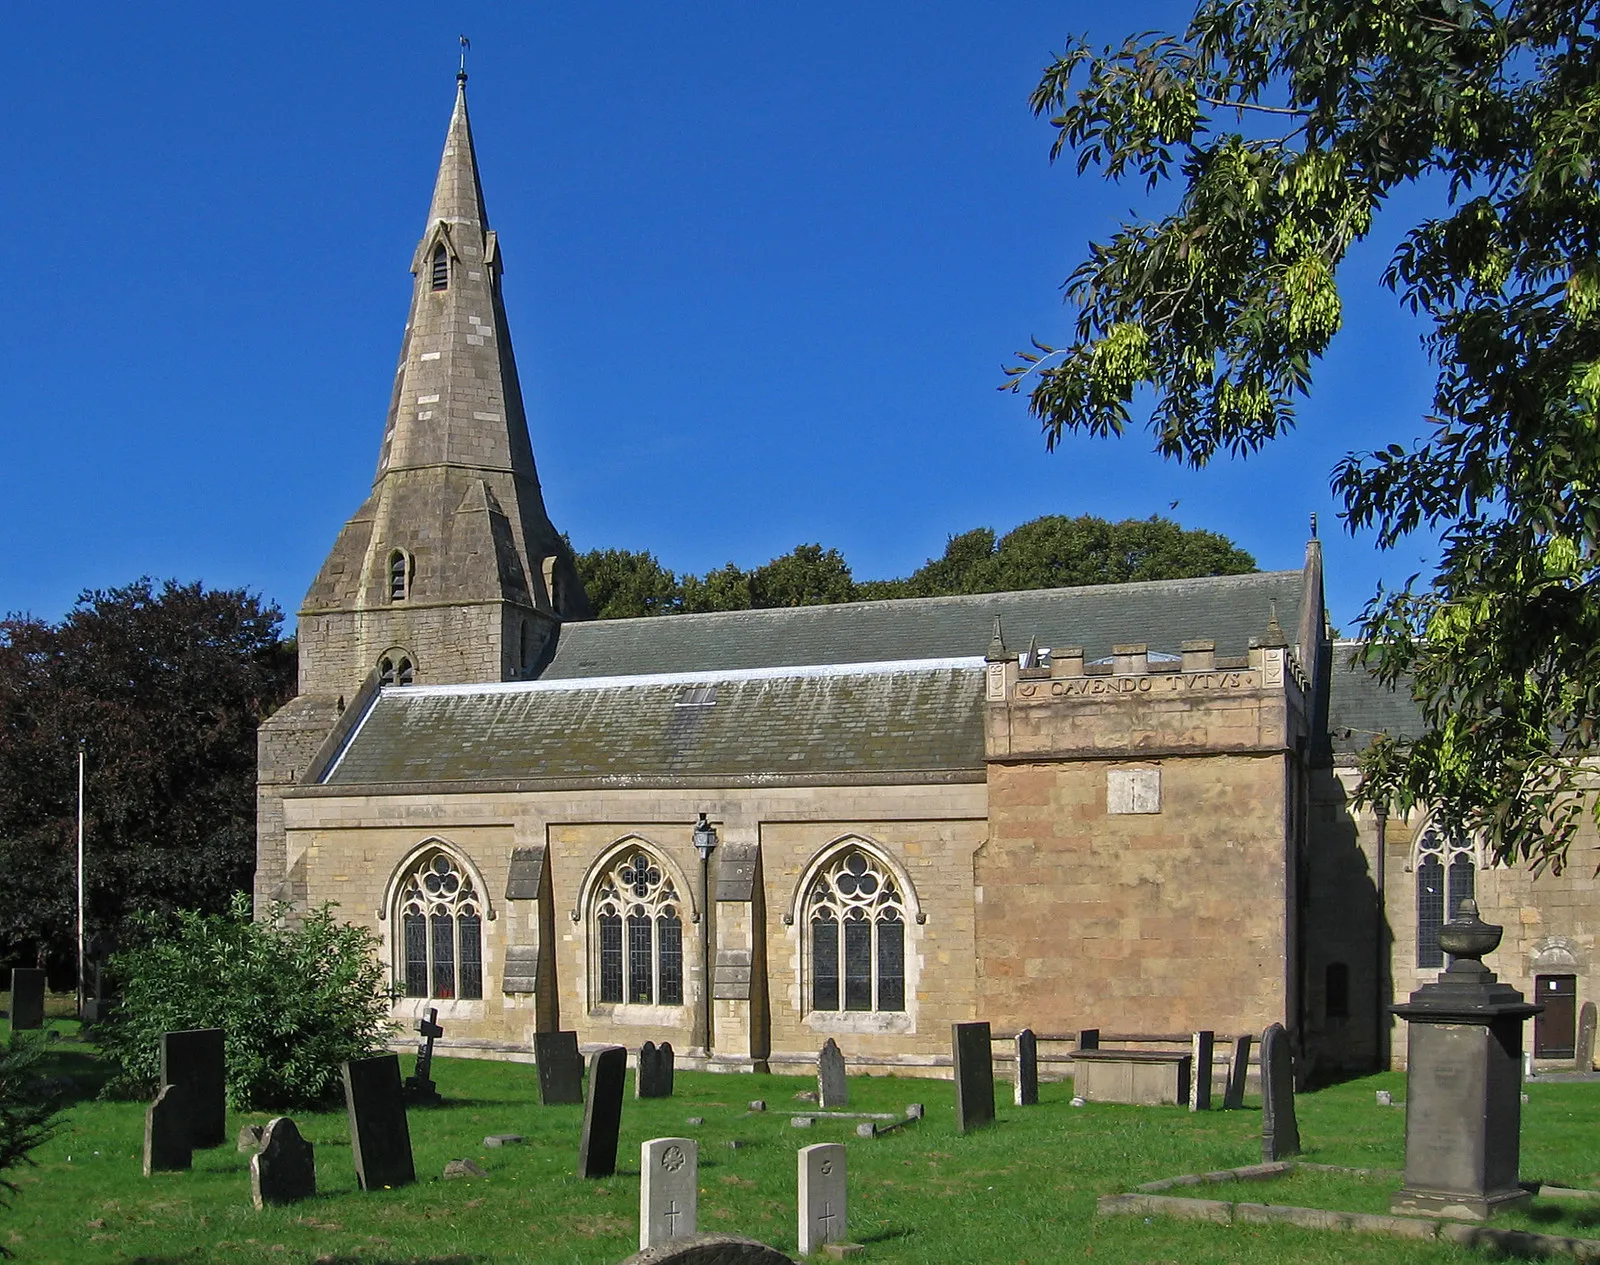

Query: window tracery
[806,849,905,1013]
[1415,826,1476,970]
[397,850,483,1000]
[592,847,683,1006]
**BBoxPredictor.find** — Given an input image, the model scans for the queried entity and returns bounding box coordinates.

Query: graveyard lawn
[4,1018,1598,1265]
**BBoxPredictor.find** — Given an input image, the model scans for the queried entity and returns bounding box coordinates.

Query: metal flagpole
[77,742,85,1019]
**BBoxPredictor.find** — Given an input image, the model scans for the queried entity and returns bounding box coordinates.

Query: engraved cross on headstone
[818,1201,838,1237]
[663,1199,680,1233]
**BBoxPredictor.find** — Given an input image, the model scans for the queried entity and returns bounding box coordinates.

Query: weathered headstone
[143,1083,192,1175]
[1190,1030,1215,1111]
[797,1142,847,1256]
[534,1029,585,1105]
[577,1044,628,1178]
[1078,1028,1100,1051]
[161,1028,226,1148]
[236,1123,264,1153]
[1260,1023,1301,1161]
[342,1053,415,1191]
[617,1234,798,1265]
[7,968,45,1031]
[640,1136,698,1250]
[817,1038,847,1109]
[404,1008,443,1105]
[1223,1034,1253,1109]
[250,1116,315,1209]
[637,1040,676,1099]
[952,1021,996,1134]
[1575,1001,1596,1072]
[1014,1028,1039,1107]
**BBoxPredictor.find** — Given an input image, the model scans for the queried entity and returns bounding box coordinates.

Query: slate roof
[322,660,986,787]
[1327,642,1423,757]
[536,570,1309,680]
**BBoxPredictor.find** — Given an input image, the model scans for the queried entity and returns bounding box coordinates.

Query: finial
[1261,600,1289,649]
[1309,511,1318,539]
[458,34,471,84]
[986,616,1008,663]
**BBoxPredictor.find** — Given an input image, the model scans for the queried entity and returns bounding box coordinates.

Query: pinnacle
[426,76,488,232]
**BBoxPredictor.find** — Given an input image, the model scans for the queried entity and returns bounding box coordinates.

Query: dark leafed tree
[573,547,682,620]
[748,544,857,608]
[1008,1,1600,870]
[0,579,296,976]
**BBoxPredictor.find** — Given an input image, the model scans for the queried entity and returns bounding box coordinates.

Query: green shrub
[97,894,394,1110]
[0,1031,63,1202]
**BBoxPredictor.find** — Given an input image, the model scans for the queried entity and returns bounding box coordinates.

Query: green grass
[3,1015,1598,1264]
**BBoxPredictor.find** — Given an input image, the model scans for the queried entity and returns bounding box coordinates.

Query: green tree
[681,562,754,613]
[574,548,682,619]
[0,1032,62,1228]
[1009,1,1600,870]
[97,895,392,1111]
[0,580,296,975]
[749,544,857,608]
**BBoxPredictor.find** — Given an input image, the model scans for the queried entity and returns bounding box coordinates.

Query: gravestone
[817,1039,847,1109]
[404,1008,443,1105]
[617,1235,798,1265]
[796,1142,847,1256]
[1078,1028,1100,1051]
[1190,1030,1215,1111]
[250,1116,315,1209]
[1260,1023,1301,1160]
[577,1045,628,1178]
[952,1021,996,1134]
[143,1083,192,1175]
[341,1053,415,1191]
[237,1123,264,1153]
[7,968,45,1031]
[1223,1034,1253,1109]
[1575,1001,1596,1072]
[161,1028,226,1148]
[637,1041,676,1099]
[1014,1028,1039,1107]
[639,1136,698,1250]
[534,1029,585,1105]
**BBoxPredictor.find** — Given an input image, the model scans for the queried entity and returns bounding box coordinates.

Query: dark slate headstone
[952,1022,996,1134]
[535,1029,585,1105]
[577,1045,628,1178]
[1077,1028,1100,1052]
[143,1083,192,1175]
[1223,1034,1252,1109]
[1576,1001,1596,1073]
[1013,1028,1039,1107]
[7,968,45,1031]
[404,1008,443,1106]
[161,1028,226,1148]
[250,1116,315,1209]
[616,1234,798,1265]
[1260,1023,1301,1160]
[1190,1030,1215,1111]
[342,1053,415,1191]
[817,1039,847,1110]
[637,1040,676,1099]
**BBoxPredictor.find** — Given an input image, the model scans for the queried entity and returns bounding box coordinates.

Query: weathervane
[458,34,470,83]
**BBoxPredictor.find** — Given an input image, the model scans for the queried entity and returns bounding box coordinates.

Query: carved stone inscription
[1107,768,1160,815]
[1015,670,1255,701]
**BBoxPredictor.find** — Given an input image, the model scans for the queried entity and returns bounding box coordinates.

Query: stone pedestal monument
[1391,900,1540,1221]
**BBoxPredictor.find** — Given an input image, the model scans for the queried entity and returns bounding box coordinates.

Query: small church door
[1534,974,1577,1059]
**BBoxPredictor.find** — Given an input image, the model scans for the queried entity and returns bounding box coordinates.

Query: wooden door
[1534,974,1577,1058]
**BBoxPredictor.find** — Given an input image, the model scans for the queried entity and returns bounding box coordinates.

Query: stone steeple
[297,72,589,698]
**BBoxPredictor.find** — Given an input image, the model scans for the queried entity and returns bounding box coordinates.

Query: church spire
[423,71,489,235]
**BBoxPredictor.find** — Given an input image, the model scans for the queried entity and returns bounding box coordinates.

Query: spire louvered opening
[430,244,449,291]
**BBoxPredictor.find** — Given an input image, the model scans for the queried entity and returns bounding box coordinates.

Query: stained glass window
[591,848,684,1007]
[805,849,908,1014]
[1416,827,1476,970]
[395,850,483,1000]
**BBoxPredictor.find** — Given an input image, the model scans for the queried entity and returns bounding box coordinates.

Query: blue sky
[4,2,1442,633]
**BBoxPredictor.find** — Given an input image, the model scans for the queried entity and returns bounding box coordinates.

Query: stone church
[256,75,1598,1077]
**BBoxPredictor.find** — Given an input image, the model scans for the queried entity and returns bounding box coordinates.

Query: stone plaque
[250,1116,315,1209]
[144,1083,192,1175]
[7,968,45,1031]
[535,1029,585,1105]
[1107,768,1160,814]
[577,1045,628,1178]
[817,1039,847,1110]
[1223,1034,1252,1109]
[1575,1001,1596,1072]
[1260,1024,1300,1160]
[796,1142,847,1256]
[161,1028,226,1148]
[637,1040,675,1099]
[640,1136,698,1250]
[1190,1030,1215,1111]
[617,1235,797,1264]
[342,1054,415,1190]
[952,1022,996,1134]
[1014,1028,1039,1107]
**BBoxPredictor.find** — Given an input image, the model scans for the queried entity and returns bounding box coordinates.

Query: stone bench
[1068,1048,1193,1106]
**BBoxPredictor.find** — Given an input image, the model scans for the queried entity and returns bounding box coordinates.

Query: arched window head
[430,244,449,291]
[1416,826,1476,970]
[807,849,906,1013]
[397,850,483,1001]
[379,656,395,687]
[378,652,415,687]
[397,657,414,686]
[591,847,684,1006]
[389,550,412,602]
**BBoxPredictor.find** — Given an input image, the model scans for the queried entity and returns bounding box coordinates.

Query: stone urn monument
[1391,899,1541,1220]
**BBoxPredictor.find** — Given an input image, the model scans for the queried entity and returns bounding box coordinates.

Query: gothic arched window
[379,653,415,687]
[807,849,906,1013]
[397,851,483,1000]
[591,848,684,1006]
[430,244,449,291]
[389,550,412,602]
[1416,826,1476,969]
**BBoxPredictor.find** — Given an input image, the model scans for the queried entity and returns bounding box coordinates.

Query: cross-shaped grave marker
[403,1008,443,1106]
